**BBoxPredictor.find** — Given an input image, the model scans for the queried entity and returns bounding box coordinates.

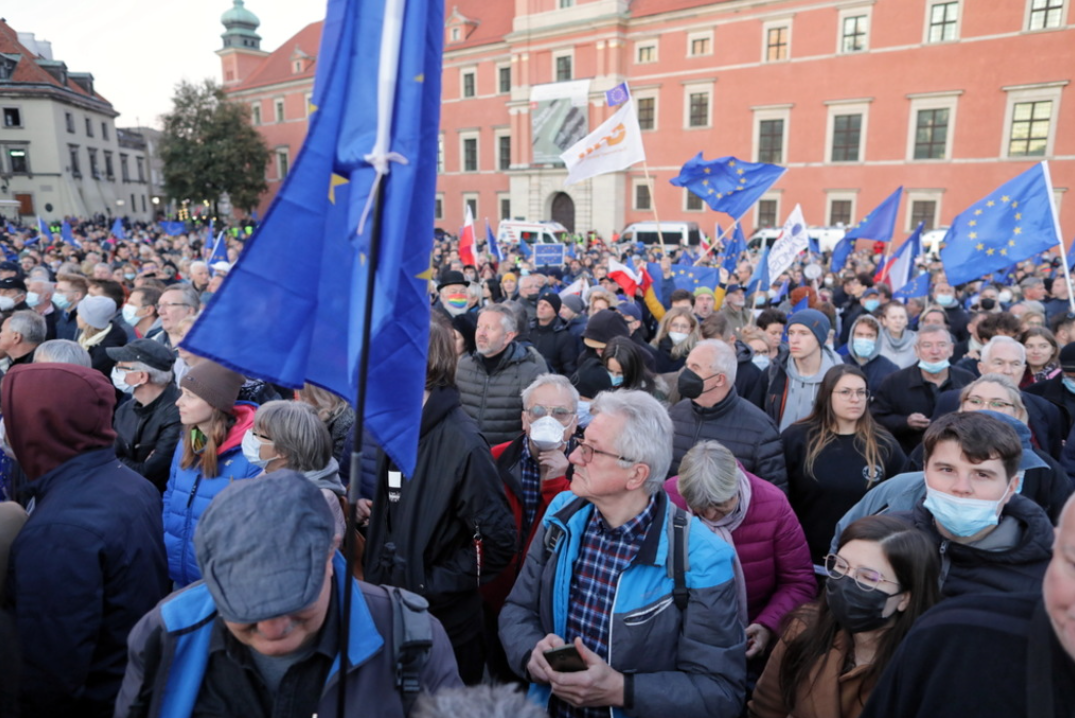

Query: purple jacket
[665,467,816,633]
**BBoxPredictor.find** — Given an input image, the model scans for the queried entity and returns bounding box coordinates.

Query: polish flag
[608,258,642,296]
[459,205,476,266]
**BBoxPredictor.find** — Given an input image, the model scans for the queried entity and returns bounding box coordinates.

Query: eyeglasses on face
[823,554,901,592]
[527,405,575,424]
[964,396,1014,410]
[575,440,637,465]
[156,302,190,310]
[833,388,870,400]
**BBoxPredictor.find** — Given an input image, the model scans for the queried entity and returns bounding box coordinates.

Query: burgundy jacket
[665,465,816,633]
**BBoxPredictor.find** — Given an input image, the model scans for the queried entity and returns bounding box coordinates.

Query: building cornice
[0,84,118,117]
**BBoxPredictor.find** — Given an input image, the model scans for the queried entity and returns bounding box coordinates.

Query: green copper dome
[221,0,260,28]
[220,0,262,50]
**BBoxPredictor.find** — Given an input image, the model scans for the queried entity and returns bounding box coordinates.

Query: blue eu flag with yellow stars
[670,154,786,220]
[940,163,1061,286]
[648,262,718,293]
[182,0,443,477]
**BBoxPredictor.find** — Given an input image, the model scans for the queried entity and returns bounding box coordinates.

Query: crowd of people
[1,214,1075,717]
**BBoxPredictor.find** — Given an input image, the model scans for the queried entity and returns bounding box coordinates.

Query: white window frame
[687,30,714,57]
[905,189,944,233]
[635,40,658,64]
[634,89,659,132]
[752,104,792,164]
[824,99,871,164]
[1024,0,1069,31]
[762,19,792,63]
[826,190,858,228]
[494,128,512,172]
[459,131,480,173]
[498,192,512,222]
[552,49,575,82]
[906,92,961,162]
[1001,82,1067,158]
[683,82,714,130]
[2,105,23,129]
[463,193,478,219]
[251,103,261,125]
[460,67,477,99]
[275,147,290,180]
[837,6,871,54]
[274,98,285,123]
[437,133,445,174]
[632,178,653,211]
[755,193,782,230]
[924,0,963,43]
[451,27,461,42]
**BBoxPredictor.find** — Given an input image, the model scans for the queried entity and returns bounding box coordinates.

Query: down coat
[456,342,548,445]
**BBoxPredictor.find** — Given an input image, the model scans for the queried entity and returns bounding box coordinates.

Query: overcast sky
[7,0,325,129]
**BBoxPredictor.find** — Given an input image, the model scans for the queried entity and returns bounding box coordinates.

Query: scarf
[696,468,753,627]
[78,324,111,350]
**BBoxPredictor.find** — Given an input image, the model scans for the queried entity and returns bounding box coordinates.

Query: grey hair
[1020,276,1045,290]
[590,389,673,494]
[981,335,1026,365]
[254,400,333,472]
[960,372,1027,421]
[6,310,46,345]
[480,302,517,334]
[27,279,53,294]
[677,440,740,510]
[161,283,201,312]
[521,373,579,411]
[33,339,91,367]
[189,260,208,273]
[1019,299,1046,315]
[28,267,51,282]
[412,684,546,718]
[695,338,738,385]
[94,262,111,273]
[916,323,953,345]
[127,361,174,386]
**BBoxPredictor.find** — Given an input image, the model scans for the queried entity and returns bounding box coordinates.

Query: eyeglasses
[156,302,190,310]
[964,396,1015,410]
[527,405,575,424]
[823,554,902,592]
[833,388,870,400]
[575,441,637,465]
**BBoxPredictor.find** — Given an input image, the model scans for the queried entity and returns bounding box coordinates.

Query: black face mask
[678,368,719,400]
[825,576,899,634]
[980,298,996,310]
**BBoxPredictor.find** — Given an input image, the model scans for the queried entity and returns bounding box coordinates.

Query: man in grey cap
[115,471,461,717]
[108,338,182,491]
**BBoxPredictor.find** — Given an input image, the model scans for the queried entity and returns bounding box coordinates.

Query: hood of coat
[847,314,884,363]
[2,363,117,480]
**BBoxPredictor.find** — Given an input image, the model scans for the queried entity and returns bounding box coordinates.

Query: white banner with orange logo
[561,99,646,186]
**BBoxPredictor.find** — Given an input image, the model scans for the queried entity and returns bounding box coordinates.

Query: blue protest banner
[533,244,565,267]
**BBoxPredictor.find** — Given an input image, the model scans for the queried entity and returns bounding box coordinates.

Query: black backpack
[388,586,433,715]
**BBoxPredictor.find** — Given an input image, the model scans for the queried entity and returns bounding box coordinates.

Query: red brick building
[221,0,1075,243]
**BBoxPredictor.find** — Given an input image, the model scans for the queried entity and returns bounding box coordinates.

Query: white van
[748,226,845,253]
[497,220,569,248]
[619,221,702,248]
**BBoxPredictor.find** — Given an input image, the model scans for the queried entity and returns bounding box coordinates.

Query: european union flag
[941,163,1062,286]
[61,220,81,249]
[791,294,809,313]
[843,187,902,243]
[649,263,718,293]
[893,272,931,299]
[181,0,444,477]
[4,222,15,235]
[37,216,50,239]
[486,220,502,262]
[517,237,532,259]
[670,154,786,220]
[111,217,126,240]
[161,221,187,237]
[207,231,228,274]
[830,236,853,274]
[719,223,748,275]
[746,243,771,296]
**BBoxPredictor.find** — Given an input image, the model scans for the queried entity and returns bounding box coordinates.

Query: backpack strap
[670,507,690,612]
[390,587,433,716]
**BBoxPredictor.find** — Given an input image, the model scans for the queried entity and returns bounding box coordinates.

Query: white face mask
[669,331,689,345]
[121,303,141,325]
[529,415,567,452]
[111,366,142,394]
[241,429,278,469]
[0,296,14,312]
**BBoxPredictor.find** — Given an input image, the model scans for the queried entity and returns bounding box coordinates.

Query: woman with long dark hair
[781,365,906,563]
[748,515,940,718]
[601,335,665,399]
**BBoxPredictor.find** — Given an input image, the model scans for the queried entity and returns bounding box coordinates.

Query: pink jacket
[665,467,816,633]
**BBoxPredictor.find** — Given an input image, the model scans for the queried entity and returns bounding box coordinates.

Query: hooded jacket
[364,385,516,646]
[456,341,548,445]
[879,327,918,369]
[2,364,169,718]
[528,315,578,376]
[842,315,899,390]
[752,344,842,431]
[162,403,260,587]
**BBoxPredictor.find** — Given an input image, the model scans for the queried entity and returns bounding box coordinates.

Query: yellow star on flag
[1011,201,1019,208]
[329,173,349,204]
[969,220,977,227]
[702,179,709,186]
[715,192,723,198]
[1014,227,1022,234]
[969,232,978,239]
[976,243,985,251]
[986,248,995,256]
[974,209,983,216]
[1001,195,1010,202]
[728,160,736,167]
[708,189,715,195]
[703,167,711,174]
[1000,248,1008,256]
[1015,213,1022,220]
[417,266,435,282]
[1009,239,1017,247]
[986,200,995,207]
[737,168,745,175]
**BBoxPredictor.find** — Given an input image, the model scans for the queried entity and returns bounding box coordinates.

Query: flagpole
[695,221,737,266]
[1041,161,1075,314]
[641,161,666,251]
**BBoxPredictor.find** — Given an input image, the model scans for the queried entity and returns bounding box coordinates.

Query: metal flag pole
[694,221,737,266]
[1042,161,1075,315]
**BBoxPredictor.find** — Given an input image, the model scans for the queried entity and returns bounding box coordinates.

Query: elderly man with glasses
[500,389,746,718]
[152,285,200,350]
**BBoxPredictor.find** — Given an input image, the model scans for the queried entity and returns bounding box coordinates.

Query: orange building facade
[220,0,1075,244]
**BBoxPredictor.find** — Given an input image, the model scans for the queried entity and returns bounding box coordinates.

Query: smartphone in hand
[544,644,587,673]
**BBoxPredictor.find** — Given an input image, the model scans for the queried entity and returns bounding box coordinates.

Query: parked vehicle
[619,221,702,248]
[748,226,845,253]
[497,220,569,247]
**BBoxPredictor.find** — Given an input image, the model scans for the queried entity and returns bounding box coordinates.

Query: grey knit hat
[77,296,116,330]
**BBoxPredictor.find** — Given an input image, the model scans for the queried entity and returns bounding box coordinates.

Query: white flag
[561,99,646,186]
[559,277,588,297]
[768,204,809,279]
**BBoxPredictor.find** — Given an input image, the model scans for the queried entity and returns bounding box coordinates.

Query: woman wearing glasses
[782,366,906,564]
[748,515,939,718]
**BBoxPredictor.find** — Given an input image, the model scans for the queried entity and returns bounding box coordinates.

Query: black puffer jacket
[364,385,516,646]
[529,316,577,376]
[112,383,182,492]
[667,389,788,492]
[456,342,548,445]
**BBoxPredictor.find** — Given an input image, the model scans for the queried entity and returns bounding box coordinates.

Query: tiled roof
[230,21,322,91]
[446,1,514,51]
[0,20,111,105]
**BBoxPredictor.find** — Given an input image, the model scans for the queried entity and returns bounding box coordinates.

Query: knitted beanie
[181,359,244,415]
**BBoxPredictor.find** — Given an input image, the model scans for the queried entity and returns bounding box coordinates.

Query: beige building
[0,22,152,222]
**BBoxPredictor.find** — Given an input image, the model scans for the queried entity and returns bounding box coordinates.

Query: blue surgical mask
[864,299,880,312]
[1063,377,1075,394]
[936,294,955,307]
[53,293,70,310]
[852,338,876,357]
[754,294,766,306]
[923,482,1014,538]
[752,354,770,371]
[241,429,277,470]
[124,272,136,280]
[918,359,950,374]
[25,291,40,308]
[608,372,624,387]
